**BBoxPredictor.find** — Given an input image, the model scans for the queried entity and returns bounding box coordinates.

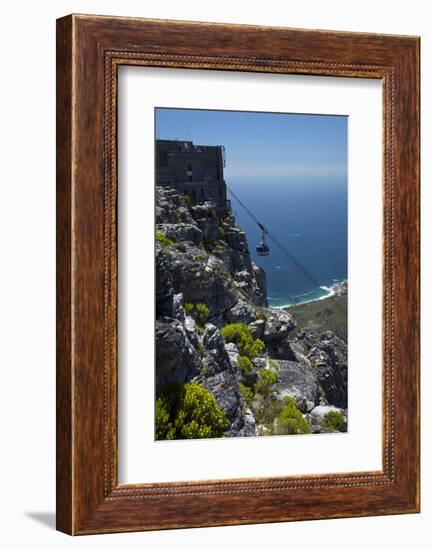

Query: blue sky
[155,108,348,186]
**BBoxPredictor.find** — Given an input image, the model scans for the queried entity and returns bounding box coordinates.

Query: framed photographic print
[56,14,420,534]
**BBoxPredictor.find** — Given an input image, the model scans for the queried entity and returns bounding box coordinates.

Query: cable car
[256,223,270,256]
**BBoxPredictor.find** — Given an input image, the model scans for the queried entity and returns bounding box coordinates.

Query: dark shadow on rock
[25,512,56,529]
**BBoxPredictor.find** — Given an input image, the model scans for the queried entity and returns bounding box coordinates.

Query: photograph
[154,107,348,440]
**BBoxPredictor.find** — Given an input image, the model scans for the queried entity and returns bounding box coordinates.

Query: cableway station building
[155,139,229,209]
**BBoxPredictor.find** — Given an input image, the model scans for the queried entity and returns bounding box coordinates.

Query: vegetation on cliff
[156,383,229,440]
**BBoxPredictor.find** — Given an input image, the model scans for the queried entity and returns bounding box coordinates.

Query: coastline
[269,279,347,310]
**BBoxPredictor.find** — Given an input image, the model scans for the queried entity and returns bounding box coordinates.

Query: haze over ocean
[156,108,348,307]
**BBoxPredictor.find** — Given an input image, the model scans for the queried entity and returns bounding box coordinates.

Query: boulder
[249,319,265,340]
[155,318,201,393]
[263,309,296,343]
[225,299,257,325]
[200,368,245,436]
[172,293,185,321]
[309,404,346,423]
[201,324,232,376]
[170,251,237,316]
[307,332,347,409]
[253,358,320,412]
[238,408,257,437]
[274,360,320,411]
[184,314,199,348]
[224,342,240,369]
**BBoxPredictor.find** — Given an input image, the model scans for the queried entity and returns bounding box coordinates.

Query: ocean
[228,178,348,308]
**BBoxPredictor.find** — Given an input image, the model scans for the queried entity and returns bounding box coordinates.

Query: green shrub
[184,302,210,327]
[155,383,229,440]
[196,253,205,261]
[277,397,312,435]
[253,396,283,425]
[155,231,174,248]
[184,303,194,315]
[220,322,265,359]
[239,383,254,404]
[267,359,280,372]
[183,193,192,206]
[195,303,210,326]
[321,410,347,432]
[259,368,278,389]
[155,395,176,440]
[237,355,253,375]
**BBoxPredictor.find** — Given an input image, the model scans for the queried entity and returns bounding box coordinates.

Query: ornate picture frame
[56,14,420,534]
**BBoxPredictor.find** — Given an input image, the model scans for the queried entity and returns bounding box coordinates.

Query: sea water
[228,177,347,308]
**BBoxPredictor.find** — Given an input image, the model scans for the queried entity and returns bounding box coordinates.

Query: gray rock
[225,299,257,325]
[263,309,296,343]
[224,342,240,370]
[184,315,199,348]
[249,319,265,340]
[169,250,237,317]
[253,358,320,412]
[238,408,257,437]
[307,332,347,409]
[201,324,232,376]
[172,293,185,321]
[289,341,311,364]
[252,263,267,306]
[265,338,297,361]
[224,226,249,251]
[294,329,348,409]
[224,342,239,355]
[189,201,221,243]
[155,318,201,393]
[309,404,346,422]
[155,249,174,317]
[196,218,219,243]
[310,424,331,434]
[156,223,202,244]
[156,186,195,225]
[197,325,253,437]
[274,360,320,411]
[200,368,244,436]
[232,268,267,307]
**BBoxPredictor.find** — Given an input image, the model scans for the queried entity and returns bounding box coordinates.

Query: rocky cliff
[155,185,348,438]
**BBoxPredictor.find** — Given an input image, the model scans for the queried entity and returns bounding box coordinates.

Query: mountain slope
[155,185,347,438]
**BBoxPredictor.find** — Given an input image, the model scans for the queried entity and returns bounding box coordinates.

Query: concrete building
[155,139,229,208]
